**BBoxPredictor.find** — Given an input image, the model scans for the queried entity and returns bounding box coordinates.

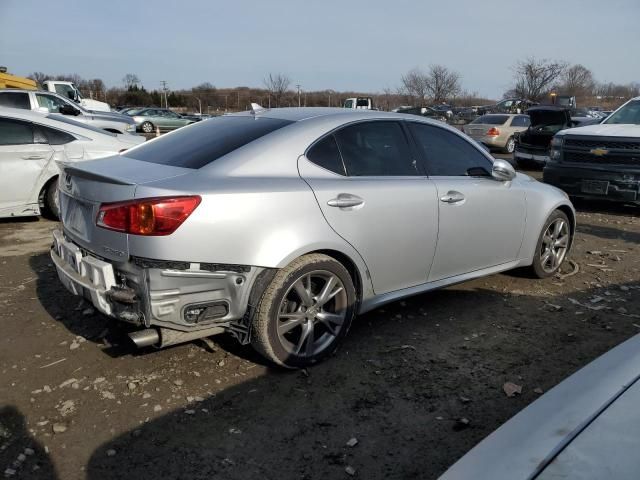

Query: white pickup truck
[42,80,111,112]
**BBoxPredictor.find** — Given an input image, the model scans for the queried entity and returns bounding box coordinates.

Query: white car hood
[559,123,640,137]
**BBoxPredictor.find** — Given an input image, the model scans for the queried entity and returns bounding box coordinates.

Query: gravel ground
[1,167,639,480]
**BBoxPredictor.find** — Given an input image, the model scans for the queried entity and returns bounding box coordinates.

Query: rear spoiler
[62,165,135,186]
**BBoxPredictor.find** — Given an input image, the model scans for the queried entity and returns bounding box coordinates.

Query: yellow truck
[0,67,37,90]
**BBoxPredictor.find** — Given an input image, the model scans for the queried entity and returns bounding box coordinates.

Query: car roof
[229,107,413,123]
[0,88,62,95]
[0,106,111,137]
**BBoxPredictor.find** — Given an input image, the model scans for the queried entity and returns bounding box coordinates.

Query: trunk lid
[519,107,572,148]
[58,156,192,261]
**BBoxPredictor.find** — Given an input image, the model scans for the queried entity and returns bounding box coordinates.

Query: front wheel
[141,121,154,134]
[530,210,571,278]
[251,254,357,368]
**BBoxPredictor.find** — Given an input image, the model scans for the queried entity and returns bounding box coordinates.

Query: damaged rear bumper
[51,229,265,341]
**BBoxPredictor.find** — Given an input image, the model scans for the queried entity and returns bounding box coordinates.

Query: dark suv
[543,97,640,204]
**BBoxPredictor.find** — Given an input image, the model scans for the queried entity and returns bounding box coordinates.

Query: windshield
[471,114,509,125]
[46,114,116,136]
[604,100,640,125]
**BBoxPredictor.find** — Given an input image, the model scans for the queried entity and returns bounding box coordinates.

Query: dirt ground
[1,167,639,480]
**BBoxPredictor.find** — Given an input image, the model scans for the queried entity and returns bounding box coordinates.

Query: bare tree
[28,72,49,86]
[401,68,429,105]
[122,73,141,90]
[263,73,291,107]
[512,57,567,101]
[425,65,461,103]
[559,64,595,98]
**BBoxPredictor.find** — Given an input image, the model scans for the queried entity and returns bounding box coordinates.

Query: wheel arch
[38,174,58,207]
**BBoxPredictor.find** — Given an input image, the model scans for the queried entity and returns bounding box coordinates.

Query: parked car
[514,106,574,167]
[41,80,111,112]
[431,104,453,118]
[343,97,373,109]
[0,89,137,134]
[396,106,448,122]
[127,108,195,133]
[51,108,574,368]
[478,98,537,115]
[451,107,478,125]
[543,96,640,204]
[0,107,144,219]
[463,114,530,153]
[440,332,640,480]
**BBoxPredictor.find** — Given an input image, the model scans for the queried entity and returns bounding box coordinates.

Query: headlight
[126,124,136,132]
[550,136,564,148]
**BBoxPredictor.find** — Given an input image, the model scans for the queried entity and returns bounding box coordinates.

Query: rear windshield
[124,115,293,168]
[471,114,509,125]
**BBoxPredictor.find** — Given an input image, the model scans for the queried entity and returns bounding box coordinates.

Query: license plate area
[581,180,609,195]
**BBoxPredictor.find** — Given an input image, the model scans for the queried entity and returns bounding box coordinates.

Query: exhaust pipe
[128,326,225,349]
[129,329,160,348]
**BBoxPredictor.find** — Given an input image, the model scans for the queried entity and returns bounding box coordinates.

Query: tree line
[27,60,639,112]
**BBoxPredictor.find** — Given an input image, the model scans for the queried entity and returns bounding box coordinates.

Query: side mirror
[492,159,516,182]
[59,105,80,116]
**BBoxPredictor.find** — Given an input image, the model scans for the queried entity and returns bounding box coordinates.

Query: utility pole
[237,91,240,110]
[296,84,301,107]
[160,80,168,108]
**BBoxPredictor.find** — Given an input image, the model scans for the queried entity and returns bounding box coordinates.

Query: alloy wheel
[276,270,347,358]
[540,218,570,273]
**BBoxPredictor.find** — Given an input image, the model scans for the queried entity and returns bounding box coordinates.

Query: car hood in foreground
[558,123,640,138]
[439,333,640,480]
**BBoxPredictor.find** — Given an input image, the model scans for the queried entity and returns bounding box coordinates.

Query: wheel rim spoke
[316,311,345,336]
[316,276,343,307]
[293,276,313,307]
[278,313,306,334]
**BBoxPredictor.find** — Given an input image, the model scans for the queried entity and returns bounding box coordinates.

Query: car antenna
[250,103,267,115]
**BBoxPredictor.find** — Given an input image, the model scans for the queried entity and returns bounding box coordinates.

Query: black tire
[530,210,571,278]
[141,121,154,134]
[41,178,60,220]
[504,136,515,154]
[251,254,357,368]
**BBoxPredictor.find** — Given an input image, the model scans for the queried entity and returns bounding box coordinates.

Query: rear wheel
[141,121,154,134]
[42,178,60,220]
[504,136,515,153]
[251,254,357,368]
[530,210,571,278]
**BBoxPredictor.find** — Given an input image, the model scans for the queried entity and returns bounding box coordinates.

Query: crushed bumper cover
[51,229,264,333]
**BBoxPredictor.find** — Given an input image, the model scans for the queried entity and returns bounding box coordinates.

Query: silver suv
[0,89,137,135]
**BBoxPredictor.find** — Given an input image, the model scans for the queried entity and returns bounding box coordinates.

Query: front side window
[344,100,353,108]
[54,84,76,100]
[334,121,418,176]
[0,92,30,109]
[306,135,345,175]
[36,94,69,113]
[604,100,640,125]
[409,123,492,176]
[0,118,34,145]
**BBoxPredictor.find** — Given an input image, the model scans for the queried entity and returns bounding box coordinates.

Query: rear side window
[36,125,75,145]
[511,116,530,127]
[0,118,34,145]
[0,92,30,109]
[125,116,294,169]
[409,123,492,176]
[334,121,418,176]
[306,135,345,175]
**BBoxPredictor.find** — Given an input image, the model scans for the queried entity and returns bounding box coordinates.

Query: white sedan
[0,107,145,219]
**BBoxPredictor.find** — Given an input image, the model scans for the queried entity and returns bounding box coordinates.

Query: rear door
[407,122,526,282]
[0,118,54,215]
[298,120,439,295]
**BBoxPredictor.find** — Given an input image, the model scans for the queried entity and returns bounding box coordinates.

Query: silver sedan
[50,108,575,367]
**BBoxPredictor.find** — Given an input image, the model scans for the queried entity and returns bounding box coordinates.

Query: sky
[1,0,639,99]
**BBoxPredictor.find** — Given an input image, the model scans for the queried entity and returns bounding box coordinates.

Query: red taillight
[486,127,500,136]
[97,196,201,236]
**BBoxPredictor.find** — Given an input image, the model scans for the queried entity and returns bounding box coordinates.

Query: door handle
[22,155,46,160]
[440,191,465,204]
[327,194,364,208]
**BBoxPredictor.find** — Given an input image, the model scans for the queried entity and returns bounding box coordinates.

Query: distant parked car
[478,98,537,115]
[128,108,195,133]
[440,333,640,480]
[51,108,574,368]
[396,106,447,122]
[463,114,530,153]
[431,104,453,118]
[0,89,137,134]
[514,106,574,167]
[0,107,144,219]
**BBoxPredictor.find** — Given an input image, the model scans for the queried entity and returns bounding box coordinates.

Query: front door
[407,122,526,282]
[299,120,439,295]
